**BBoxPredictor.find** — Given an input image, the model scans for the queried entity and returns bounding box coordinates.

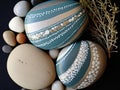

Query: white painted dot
[45,30,50,35]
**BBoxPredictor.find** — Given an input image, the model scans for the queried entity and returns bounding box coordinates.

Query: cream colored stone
[7,44,56,89]
[9,16,24,33]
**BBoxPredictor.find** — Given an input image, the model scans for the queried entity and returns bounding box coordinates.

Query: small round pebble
[31,0,46,6]
[2,45,13,53]
[9,16,24,33]
[51,80,64,90]
[13,0,31,17]
[3,30,17,46]
[16,33,27,44]
[49,49,59,59]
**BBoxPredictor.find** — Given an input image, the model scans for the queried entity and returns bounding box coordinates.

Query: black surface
[0,0,120,90]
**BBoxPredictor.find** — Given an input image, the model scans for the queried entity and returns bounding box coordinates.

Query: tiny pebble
[16,33,27,44]
[2,45,13,54]
[51,80,64,90]
[9,16,24,33]
[13,1,31,17]
[49,49,59,59]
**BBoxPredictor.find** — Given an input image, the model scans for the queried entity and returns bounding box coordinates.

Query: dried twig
[80,0,119,58]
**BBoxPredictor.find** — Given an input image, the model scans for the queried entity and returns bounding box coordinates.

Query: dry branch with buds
[80,0,119,58]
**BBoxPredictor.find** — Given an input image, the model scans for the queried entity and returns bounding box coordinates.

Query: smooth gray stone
[13,1,31,17]
[2,45,13,54]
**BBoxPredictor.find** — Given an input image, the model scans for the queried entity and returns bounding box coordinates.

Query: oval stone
[25,0,89,50]
[9,16,24,33]
[7,44,56,89]
[3,30,17,46]
[13,1,31,17]
[56,40,107,89]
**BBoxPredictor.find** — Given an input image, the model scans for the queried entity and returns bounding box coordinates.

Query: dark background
[0,0,120,90]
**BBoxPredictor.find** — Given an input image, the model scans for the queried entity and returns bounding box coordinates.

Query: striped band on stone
[57,41,91,86]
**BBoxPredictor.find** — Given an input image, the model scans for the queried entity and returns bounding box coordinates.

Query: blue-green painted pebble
[25,0,89,50]
[56,40,107,89]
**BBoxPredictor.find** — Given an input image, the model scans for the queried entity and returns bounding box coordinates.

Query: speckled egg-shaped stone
[13,1,31,17]
[3,30,17,46]
[56,40,107,89]
[9,16,24,33]
[7,44,56,89]
[25,0,89,50]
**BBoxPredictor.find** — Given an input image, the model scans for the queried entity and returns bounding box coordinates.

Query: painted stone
[56,40,107,89]
[3,30,17,46]
[7,44,56,89]
[51,80,64,90]
[25,0,89,50]
[13,0,31,17]
[9,16,24,33]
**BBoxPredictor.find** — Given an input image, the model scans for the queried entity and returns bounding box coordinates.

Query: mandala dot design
[56,41,107,89]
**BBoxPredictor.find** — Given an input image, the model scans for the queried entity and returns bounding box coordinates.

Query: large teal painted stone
[56,40,107,89]
[25,0,89,50]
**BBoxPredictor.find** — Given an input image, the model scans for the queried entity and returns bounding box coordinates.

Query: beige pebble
[16,33,27,44]
[9,16,24,33]
[7,44,56,90]
[3,30,17,46]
